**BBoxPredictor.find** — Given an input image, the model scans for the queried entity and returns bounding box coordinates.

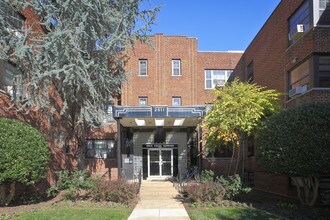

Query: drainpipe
[198,125,203,171]
[117,119,122,178]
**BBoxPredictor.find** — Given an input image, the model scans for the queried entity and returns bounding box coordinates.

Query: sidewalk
[128,180,190,220]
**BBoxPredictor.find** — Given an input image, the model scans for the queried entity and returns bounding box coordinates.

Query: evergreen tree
[0,0,159,167]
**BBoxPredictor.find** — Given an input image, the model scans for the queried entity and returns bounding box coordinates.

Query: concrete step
[128,181,190,220]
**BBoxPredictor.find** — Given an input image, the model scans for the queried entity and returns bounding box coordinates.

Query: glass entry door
[148,149,173,177]
[149,150,160,176]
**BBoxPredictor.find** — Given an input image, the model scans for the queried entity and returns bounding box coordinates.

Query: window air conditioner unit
[289,86,307,97]
[216,81,225,87]
[290,24,304,40]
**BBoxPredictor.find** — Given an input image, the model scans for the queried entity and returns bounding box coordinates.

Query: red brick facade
[122,34,242,106]
[231,0,330,196]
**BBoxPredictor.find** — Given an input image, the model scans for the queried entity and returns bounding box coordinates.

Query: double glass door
[149,149,172,177]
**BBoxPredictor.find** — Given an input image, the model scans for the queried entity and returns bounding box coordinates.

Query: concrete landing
[128,181,190,220]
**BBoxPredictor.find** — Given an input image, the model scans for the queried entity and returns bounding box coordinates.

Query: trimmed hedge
[257,103,330,176]
[0,118,50,185]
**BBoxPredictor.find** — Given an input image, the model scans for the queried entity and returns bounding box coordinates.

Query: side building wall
[231,0,330,197]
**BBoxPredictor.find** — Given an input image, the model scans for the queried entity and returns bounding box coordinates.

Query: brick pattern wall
[197,52,242,104]
[231,0,330,197]
[286,88,330,108]
[123,34,242,106]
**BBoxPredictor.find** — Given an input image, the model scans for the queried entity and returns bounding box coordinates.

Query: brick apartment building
[230,0,330,196]
[108,34,242,181]
[2,0,329,199]
[0,2,243,183]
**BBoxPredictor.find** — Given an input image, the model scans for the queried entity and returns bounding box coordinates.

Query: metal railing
[177,166,200,192]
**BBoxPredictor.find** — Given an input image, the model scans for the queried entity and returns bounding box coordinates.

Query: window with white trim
[205,70,233,89]
[172,60,181,76]
[172,97,181,106]
[86,140,115,159]
[103,104,114,123]
[0,2,25,38]
[319,0,330,18]
[139,60,147,76]
[1,61,20,96]
[139,97,148,106]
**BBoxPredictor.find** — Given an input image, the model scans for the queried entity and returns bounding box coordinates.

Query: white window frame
[172,60,181,76]
[139,97,148,106]
[205,70,233,90]
[86,140,115,159]
[172,97,181,106]
[139,59,148,76]
[103,104,115,124]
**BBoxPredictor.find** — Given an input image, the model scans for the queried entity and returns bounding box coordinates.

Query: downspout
[117,119,122,178]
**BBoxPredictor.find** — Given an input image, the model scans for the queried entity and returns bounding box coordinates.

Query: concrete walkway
[128,181,190,220]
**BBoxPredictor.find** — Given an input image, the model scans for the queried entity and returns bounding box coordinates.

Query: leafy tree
[0,117,50,206]
[257,103,330,206]
[0,0,159,167]
[203,79,281,175]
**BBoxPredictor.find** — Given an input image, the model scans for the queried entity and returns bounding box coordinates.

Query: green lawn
[187,207,285,220]
[13,208,131,220]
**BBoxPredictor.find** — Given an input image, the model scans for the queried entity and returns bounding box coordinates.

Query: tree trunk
[292,176,319,206]
[228,140,235,176]
[77,135,85,171]
[234,141,240,175]
[0,182,16,206]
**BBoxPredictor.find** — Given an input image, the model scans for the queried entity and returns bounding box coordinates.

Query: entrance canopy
[113,105,207,127]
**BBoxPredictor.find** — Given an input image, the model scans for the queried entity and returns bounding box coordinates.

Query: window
[206,144,233,158]
[288,58,311,92]
[247,61,254,82]
[139,60,147,76]
[0,2,25,35]
[139,97,148,106]
[172,96,181,106]
[86,140,115,159]
[288,0,310,45]
[172,60,181,76]
[319,0,330,18]
[247,137,255,157]
[319,56,330,87]
[205,70,233,89]
[103,104,114,123]
[1,61,20,96]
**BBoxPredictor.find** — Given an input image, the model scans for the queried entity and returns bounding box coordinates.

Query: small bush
[90,179,138,205]
[183,182,225,205]
[47,169,93,198]
[216,174,251,199]
[200,170,215,182]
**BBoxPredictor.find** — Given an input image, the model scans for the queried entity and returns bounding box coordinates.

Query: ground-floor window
[206,142,233,158]
[86,139,115,159]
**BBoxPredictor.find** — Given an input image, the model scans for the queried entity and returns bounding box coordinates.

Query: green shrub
[216,175,251,199]
[0,118,50,206]
[200,170,215,182]
[257,103,330,176]
[47,169,93,198]
[257,103,330,206]
[183,182,225,205]
[90,179,138,205]
[0,118,50,185]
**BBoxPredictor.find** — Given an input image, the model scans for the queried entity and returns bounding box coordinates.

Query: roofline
[243,1,281,53]
[198,50,244,53]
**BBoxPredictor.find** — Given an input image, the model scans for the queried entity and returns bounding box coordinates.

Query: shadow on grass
[214,208,283,220]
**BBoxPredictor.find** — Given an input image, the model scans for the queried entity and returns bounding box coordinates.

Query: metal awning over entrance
[113,105,207,127]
